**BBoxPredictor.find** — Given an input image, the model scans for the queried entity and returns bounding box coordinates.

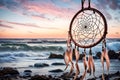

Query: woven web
[71,10,104,47]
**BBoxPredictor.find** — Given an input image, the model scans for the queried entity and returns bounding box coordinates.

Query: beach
[0,38,120,80]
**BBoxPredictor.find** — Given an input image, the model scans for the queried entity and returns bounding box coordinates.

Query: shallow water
[0,57,120,79]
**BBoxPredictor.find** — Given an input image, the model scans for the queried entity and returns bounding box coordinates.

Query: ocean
[0,38,120,78]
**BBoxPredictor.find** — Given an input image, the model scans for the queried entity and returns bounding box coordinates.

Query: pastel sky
[0,0,120,38]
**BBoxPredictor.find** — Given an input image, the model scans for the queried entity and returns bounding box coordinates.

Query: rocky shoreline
[0,67,120,80]
[0,50,120,80]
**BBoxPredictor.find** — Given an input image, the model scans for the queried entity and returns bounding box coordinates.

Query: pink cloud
[23,2,75,20]
[0,23,13,29]
[0,20,59,29]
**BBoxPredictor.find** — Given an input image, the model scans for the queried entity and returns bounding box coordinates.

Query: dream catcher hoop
[69,5,107,48]
[64,0,110,79]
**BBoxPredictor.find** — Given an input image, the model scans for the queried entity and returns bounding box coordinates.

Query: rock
[60,72,74,79]
[24,70,32,73]
[118,56,120,60]
[51,62,65,65]
[30,75,50,80]
[23,70,32,77]
[48,75,52,78]
[93,56,98,59]
[79,53,85,60]
[29,65,34,67]
[34,63,49,67]
[99,74,107,78]
[114,78,120,80]
[96,52,101,58]
[87,78,96,80]
[0,67,19,78]
[96,50,120,59]
[49,69,63,73]
[114,71,120,76]
[108,50,118,59]
[60,72,69,78]
[49,53,63,59]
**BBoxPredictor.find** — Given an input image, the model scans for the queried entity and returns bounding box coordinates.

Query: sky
[0,0,120,38]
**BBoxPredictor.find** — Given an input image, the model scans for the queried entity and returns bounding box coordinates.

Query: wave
[0,43,64,51]
[0,38,66,44]
[0,38,120,52]
[0,51,50,63]
[107,42,120,51]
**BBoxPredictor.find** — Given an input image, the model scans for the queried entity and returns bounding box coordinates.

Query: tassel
[64,46,74,71]
[104,48,110,74]
[64,48,70,70]
[69,48,74,75]
[104,39,110,74]
[91,56,95,77]
[64,31,74,76]
[101,39,110,74]
[101,39,110,80]
[87,48,95,77]
[74,46,80,80]
[87,53,91,75]
[81,49,87,80]
[64,31,72,70]
[101,46,105,72]
[75,46,80,74]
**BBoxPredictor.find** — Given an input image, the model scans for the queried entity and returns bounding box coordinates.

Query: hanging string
[81,0,91,10]
[88,0,91,8]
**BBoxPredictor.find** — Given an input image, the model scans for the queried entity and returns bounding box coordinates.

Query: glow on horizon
[0,0,120,38]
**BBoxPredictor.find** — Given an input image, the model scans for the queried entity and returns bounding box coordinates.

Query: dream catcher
[64,0,110,79]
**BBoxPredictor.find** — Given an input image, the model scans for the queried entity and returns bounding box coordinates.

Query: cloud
[0,20,13,28]
[0,0,75,21]
[115,17,120,22]
[107,0,120,10]
[0,20,40,28]
[97,0,120,10]
[95,0,120,20]
[0,0,119,22]
[0,23,13,28]
[0,20,59,29]
[8,22,40,28]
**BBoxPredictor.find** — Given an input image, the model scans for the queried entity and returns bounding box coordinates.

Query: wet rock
[60,72,74,79]
[79,53,86,60]
[87,78,96,80]
[108,50,118,59]
[29,75,50,80]
[0,67,19,79]
[34,63,49,67]
[99,74,107,78]
[49,69,63,73]
[114,77,120,80]
[118,52,120,60]
[96,50,120,59]
[114,71,120,76]
[49,53,63,59]
[93,56,98,59]
[96,52,101,58]
[23,70,32,77]
[29,65,33,67]
[118,56,120,60]
[51,62,65,65]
